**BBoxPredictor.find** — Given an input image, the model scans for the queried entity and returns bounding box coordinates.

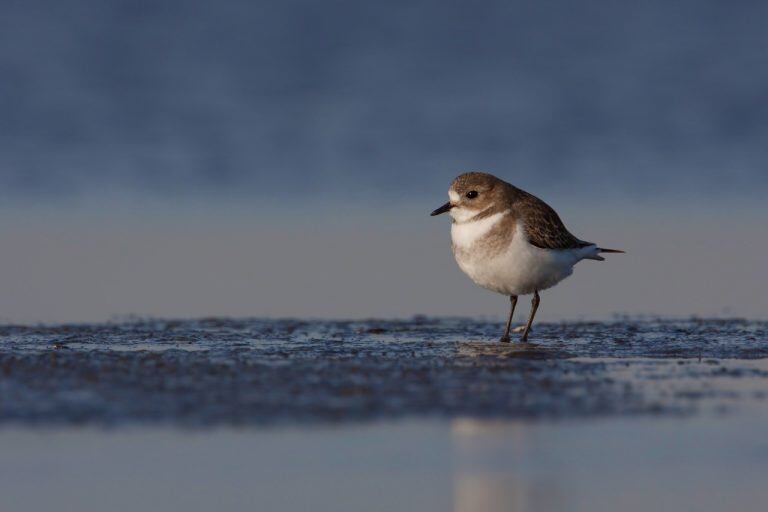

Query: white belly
[452,219,586,296]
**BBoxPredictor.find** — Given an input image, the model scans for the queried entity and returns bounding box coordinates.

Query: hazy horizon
[0,197,764,325]
[1,0,766,323]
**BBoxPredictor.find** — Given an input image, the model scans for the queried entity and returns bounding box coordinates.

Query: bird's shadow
[457,340,573,360]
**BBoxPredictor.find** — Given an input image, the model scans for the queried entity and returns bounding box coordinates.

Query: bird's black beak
[430,202,453,216]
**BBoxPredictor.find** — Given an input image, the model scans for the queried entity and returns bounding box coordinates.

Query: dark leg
[500,295,518,343]
[520,291,540,342]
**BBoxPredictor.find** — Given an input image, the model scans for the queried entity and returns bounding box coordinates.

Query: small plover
[431,172,623,342]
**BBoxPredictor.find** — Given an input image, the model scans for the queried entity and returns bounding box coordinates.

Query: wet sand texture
[0,318,766,425]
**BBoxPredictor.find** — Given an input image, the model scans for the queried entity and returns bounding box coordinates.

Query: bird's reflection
[450,419,566,512]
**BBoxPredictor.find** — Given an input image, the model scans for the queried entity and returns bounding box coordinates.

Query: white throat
[449,205,484,224]
[451,210,507,249]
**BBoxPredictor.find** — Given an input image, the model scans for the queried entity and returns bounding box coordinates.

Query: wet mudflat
[2,318,768,512]
[0,318,766,425]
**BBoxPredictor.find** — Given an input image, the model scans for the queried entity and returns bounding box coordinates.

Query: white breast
[452,218,588,296]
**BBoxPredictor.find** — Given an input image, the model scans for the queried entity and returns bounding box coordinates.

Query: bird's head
[430,171,505,222]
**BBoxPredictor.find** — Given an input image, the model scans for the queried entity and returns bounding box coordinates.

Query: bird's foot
[499,335,511,343]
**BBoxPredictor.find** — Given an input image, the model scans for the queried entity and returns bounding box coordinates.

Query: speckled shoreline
[0,318,766,426]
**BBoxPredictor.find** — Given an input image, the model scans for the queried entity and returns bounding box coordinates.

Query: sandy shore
[0,318,766,425]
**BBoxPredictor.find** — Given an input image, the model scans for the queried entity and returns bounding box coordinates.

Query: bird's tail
[582,246,625,261]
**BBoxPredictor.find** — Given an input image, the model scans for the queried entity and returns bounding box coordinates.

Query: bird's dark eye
[466,190,478,199]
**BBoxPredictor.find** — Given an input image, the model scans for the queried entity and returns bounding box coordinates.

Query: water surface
[1,318,767,512]
[1,318,767,424]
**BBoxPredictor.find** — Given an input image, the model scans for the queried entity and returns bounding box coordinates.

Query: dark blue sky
[2,0,767,203]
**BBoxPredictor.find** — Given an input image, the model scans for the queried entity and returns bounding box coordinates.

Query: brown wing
[514,191,591,250]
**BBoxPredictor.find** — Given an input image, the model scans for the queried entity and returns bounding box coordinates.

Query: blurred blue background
[3,0,768,202]
[0,0,766,322]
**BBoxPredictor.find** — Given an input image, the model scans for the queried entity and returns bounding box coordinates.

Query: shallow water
[2,415,768,512]
[0,318,766,425]
[1,318,767,512]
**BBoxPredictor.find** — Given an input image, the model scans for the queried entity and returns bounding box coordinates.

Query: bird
[430,171,623,342]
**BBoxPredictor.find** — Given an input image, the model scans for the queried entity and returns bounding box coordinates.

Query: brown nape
[450,170,593,251]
